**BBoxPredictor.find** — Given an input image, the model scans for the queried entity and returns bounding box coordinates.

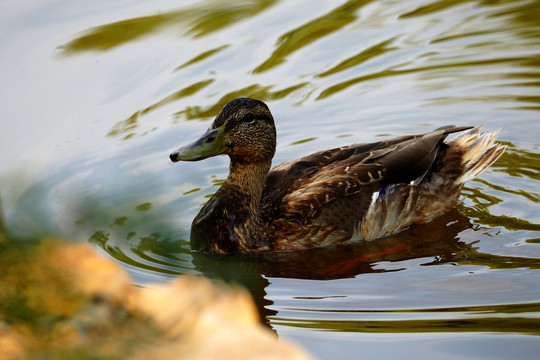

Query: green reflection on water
[135,202,152,211]
[317,57,530,100]
[460,143,540,233]
[183,187,202,195]
[493,142,540,181]
[60,0,278,53]
[107,81,309,139]
[290,137,318,145]
[271,312,540,335]
[316,38,398,78]
[172,82,309,120]
[399,0,478,19]
[459,250,540,270]
[175,44,231,71]
[88,230,191,276]
[107,79,215,139]
[111,216,128,226]
[253,0,370,73]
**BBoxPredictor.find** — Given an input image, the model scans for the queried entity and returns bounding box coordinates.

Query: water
[1,0,540,358]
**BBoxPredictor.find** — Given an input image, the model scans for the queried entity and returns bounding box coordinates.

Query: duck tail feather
[449,127,506,184]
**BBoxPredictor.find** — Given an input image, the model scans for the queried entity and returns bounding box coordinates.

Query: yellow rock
[0,238,312,360]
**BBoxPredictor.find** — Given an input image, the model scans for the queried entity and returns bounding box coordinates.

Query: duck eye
[241,113,255,123]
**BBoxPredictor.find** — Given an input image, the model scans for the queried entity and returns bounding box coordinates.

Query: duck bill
[169,124,225,162]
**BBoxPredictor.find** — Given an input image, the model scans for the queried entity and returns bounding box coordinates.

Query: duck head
[170,98,277,163]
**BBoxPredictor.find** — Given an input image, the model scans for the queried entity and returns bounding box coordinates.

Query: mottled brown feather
[261,126,473,234]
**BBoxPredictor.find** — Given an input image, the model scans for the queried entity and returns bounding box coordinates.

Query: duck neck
[203,159,268,251]
[191,157,273,254]
[219,158,271,214]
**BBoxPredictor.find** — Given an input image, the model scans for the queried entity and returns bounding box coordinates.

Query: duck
[169,98,505,254]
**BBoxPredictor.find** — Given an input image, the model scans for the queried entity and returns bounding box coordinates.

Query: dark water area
[1,0,540,358]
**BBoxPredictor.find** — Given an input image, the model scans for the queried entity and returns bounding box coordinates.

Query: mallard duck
[170,98,505,254]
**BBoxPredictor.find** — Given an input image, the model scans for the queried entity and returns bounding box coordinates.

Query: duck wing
[261,126,473,233]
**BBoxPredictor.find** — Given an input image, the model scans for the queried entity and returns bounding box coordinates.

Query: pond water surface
[1,0,540,359]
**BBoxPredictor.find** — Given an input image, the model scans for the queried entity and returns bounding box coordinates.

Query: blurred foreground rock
[0,238,312,360]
